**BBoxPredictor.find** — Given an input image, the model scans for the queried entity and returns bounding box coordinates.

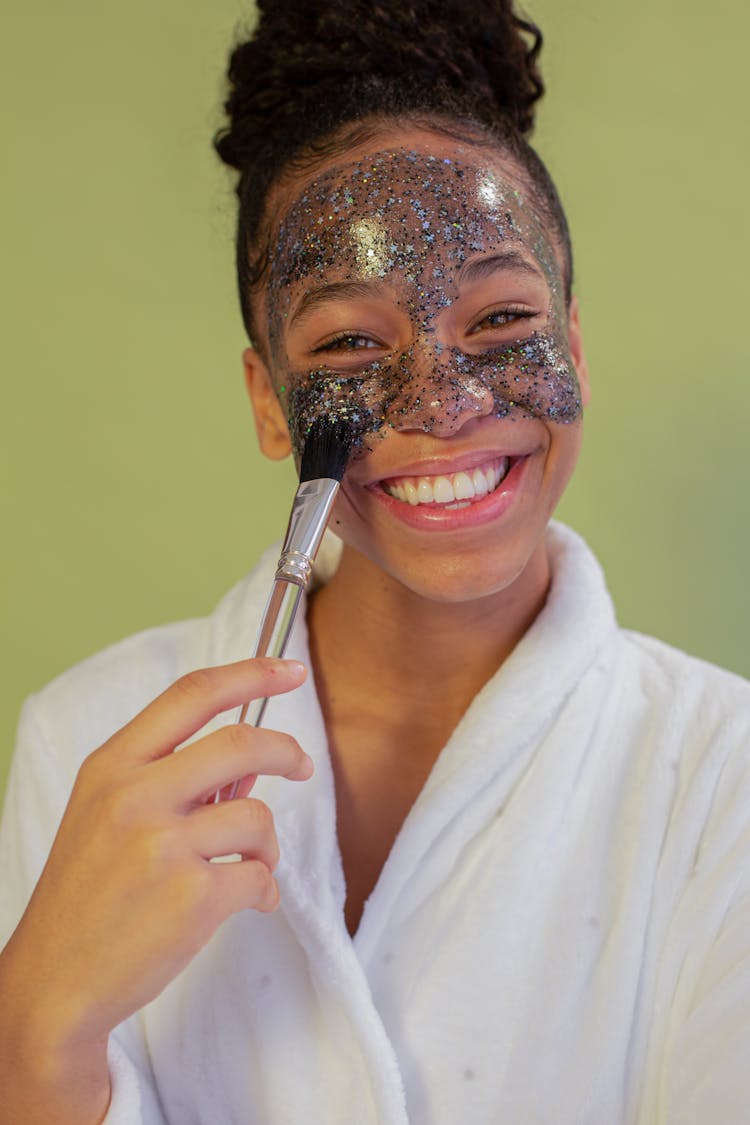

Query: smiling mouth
[380,457,511,510]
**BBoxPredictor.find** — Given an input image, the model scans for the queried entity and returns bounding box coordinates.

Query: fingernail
[262,658,305,673]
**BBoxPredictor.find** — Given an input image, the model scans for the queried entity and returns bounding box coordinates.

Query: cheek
[467,333,582,425]
[282,365,393,459]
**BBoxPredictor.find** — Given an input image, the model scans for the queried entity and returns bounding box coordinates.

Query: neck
[307,538,551,745]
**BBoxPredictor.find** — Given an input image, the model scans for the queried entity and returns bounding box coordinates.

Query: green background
[1,1,748,799]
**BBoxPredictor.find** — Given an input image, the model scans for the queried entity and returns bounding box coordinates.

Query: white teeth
[417,478,434,504]
[383,457,512,507]
[472,467,490,497]
[432,476,455,503]
[453,471,475,500]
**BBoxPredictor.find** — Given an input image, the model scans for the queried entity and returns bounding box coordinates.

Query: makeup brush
[219,416,355,801]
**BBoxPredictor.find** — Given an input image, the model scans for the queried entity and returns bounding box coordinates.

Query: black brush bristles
[298,417,356,483]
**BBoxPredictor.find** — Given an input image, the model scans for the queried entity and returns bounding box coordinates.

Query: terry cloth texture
[2,523,750,1123]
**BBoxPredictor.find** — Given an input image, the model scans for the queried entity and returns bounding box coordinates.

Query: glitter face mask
[264,149,581,457]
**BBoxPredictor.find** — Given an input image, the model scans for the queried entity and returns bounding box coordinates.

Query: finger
[106,658,307,764]
[189,798,279,868]
[148,722,313,807]
[211,858,280,916]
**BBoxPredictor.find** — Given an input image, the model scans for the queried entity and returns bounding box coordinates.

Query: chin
[405,564,529,606]
[354,528,550,608]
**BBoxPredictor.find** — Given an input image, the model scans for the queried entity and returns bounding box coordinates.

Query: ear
[567,297,591,408]
[242,347,293,460]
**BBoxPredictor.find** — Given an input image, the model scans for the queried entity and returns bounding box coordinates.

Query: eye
[467,305,536,335]
[312,331,385,353]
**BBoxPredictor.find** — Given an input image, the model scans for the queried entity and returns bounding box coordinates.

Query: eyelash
[468,305,535,334]
[312,331,380,353]
[311,306,536,354]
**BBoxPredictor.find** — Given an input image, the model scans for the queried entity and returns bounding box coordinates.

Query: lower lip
[367,457,530,531]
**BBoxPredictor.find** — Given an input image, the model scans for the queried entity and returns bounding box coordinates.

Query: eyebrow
[457,250,545,285]
[289,280,389,329]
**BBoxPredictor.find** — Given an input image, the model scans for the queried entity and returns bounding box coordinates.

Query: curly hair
[213,0,572,343]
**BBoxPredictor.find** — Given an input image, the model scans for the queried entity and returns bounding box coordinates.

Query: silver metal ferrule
[275,478,340,586]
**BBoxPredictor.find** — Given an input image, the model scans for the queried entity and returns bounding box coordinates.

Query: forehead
[267,146,561,299]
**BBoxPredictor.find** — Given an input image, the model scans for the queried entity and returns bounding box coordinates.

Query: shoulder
[544,524,749,747]
[18,543,281,773]
[620,628,750,741]
[24,616,209,756]
[612,629,750,843]
[16,616,215,791]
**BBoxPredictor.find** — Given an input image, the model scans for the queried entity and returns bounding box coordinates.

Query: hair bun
[215,0,544,173]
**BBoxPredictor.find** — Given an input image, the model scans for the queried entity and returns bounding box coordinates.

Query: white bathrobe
[2,523,750,1124]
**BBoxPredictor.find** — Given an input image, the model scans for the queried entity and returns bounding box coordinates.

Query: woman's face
[248,128,589,604]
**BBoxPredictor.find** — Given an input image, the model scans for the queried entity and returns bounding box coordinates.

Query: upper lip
[359,447,534,485]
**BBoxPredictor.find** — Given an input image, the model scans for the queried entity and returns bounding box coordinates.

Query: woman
[1,2,749,1122]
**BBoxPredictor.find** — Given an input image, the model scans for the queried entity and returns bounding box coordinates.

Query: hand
[0,657,311,1121]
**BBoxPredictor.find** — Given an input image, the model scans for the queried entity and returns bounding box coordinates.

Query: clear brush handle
[216,581,301,803]
[216,477,340,803]
[237,579,303,728]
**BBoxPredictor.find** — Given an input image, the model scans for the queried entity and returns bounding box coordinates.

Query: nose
[384,345,495,437]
